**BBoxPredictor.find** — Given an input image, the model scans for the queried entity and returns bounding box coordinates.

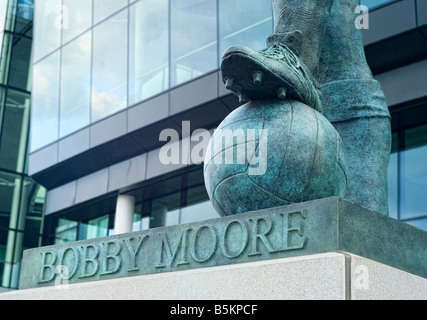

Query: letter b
[38,251,57,283]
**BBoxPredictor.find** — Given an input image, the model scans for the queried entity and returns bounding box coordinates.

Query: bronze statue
[220,0,391,215]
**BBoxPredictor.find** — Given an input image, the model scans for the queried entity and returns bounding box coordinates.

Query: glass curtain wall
[0,0,45,290]
[30,0,396,152]
[30,0,393,152]
[45,168,218,245]
[30,0,275,152]
[388,122,427,231]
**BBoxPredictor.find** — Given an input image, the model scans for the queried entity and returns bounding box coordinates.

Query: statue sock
[319,0,391,215]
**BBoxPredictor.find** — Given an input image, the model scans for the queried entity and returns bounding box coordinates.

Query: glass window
[0,90,31,173]
[60,31,91,138]
[55,218,77,244]
[133,216,150,232]
[0,171,22,230]
[400,125,427,220]
[0,86,5,137]
[171,0,217,86]
[0,215,8,260]
[12,0,34,36]
[33,0,62,62]
[181,185,218,224]
[93,0,127,25]
[0,0,7,32]
[22,218,42,250]
[129,0,169,105]
[62,0,93,44]
[361,0,394,9]
[5,34,33,91]
[387,132,398,219]
[78,215,109,240]
[151,192,181,228]
[150,185,218,228]
[218,0,272,62]
[181,200,218,225]
[30,51,60,151]
[405,218,427,232]
[0,31,4,61]
[91,10,128,122]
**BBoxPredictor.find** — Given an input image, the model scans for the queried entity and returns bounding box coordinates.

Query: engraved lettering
[156,229,191,268]
[190,225,217,263]
[58,247,79,280]
[220,220,249,259]
[100,240,122,276]
[248,216,276,256]
[38,251,57,283]
[79,244,100,278]
[123,235,148,272]
[26,207,313,289]
[279,211,307,251]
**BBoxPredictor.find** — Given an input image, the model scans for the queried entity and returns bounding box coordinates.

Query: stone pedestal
[0,252,426,300]
[1,197,426,300]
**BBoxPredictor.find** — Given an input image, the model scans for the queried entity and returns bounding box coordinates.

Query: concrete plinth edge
[1,252,426,300]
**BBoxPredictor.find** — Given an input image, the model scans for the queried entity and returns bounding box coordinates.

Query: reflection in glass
[151,192,180,228]
[60,31,91,137]
[387,132,398,219]
[400,125,427,220]
[12,0,34,36]
[361,0,394,9]
[218,0,272,62]
[171,0,217,86]
[55,219,77,244]
[0,31,4,61]
[91,10,128,122]
[5,34,33,91]
[93,0,127,24]
[131,213,149,232]
[129,0,169,105]
[180,200,218,225]
[150,185,218,228]
[0,172,20,234]
[0,1,7,32]
[0,172,42,288]
[62,0,92,44]
[33,0,62,62]
[30,50,60,151]
[0,90,31,173]
[79,215,109,240]
[405,218,427,231]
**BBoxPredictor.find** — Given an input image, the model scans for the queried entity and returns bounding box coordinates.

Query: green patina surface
[219,0,392,216]
[19,197,427,290]
[203,99,348,217]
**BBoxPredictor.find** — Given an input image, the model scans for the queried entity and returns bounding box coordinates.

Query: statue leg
[319,0,392,215]
[220,0,335,113]
[332,118,391,215]
[272,0,335,78]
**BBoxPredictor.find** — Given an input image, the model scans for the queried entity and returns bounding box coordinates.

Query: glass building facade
[30,0,274,152]
[45,167,219,244]
[30,0,394,152]
[27,0,427,280]
[0,0,45,291]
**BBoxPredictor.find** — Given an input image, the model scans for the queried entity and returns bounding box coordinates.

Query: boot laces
[262,42,322,111]
[262,42,301,68]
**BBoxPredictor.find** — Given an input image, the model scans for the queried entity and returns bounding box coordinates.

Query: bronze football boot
[221,31,323,113]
